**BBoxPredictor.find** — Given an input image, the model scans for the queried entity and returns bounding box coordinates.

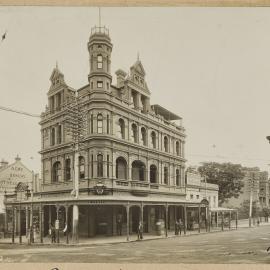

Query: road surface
[1,225,270,263]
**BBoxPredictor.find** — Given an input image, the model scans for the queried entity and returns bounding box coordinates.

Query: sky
[1,7,270,174]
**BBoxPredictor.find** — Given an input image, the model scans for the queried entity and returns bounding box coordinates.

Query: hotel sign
[0,162,32,193]
[10,166,26,179]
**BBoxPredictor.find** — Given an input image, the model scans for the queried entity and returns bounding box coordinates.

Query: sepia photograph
[1,5,270,265]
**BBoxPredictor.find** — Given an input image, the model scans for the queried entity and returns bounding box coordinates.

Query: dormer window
[97,55,103,69]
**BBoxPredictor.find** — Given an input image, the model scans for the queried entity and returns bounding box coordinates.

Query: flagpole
[99,7,101,29]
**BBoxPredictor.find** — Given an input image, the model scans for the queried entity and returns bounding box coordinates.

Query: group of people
[49,222,68,243]
[175,219,184,235]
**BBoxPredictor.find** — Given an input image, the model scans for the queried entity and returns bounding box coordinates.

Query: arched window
[176,169,180,186]
[131,92,137,109]
[164,166,168,185]
[132,160,145,181]
[90,114,93,134]
[164,136,169,152]
[51,128,55,146]
[141,127,147,146]
[151,131,156,149]
[65,159,71,181]
[176,141,180,156]
[116,157,127,179]
[57,125,62,144]
[119,118,125,139]
[52,161,61,182]
[107,115,110,134]
[150,165,157,183]
[97,114,103,134]
[79,156,85,179]
[97,54,103,69]
[97,154,103,177]
[131,123,138,143]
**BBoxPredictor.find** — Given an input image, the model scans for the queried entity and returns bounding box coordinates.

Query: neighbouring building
[184,166,234,230]
[185,166,219,209]
[4,24,236,243]
[223,167,269,214]
[0,156,35,213]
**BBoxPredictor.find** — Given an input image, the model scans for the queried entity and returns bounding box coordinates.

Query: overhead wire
[1,104,269,164]
[0,105,39,118]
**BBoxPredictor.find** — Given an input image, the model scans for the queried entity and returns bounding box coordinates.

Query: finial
[137,52,140,61]
[56,61,58,69]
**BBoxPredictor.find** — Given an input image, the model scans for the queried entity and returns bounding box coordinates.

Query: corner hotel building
[4,24,213,242]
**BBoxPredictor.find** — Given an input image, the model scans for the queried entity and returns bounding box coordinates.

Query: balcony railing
[91,26,109,36]
[39,178,186,197]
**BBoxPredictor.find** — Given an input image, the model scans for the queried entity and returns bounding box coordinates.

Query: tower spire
[137,52,140,61]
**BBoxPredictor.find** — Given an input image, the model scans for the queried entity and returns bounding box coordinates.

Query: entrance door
[132,207,140,233]
[21,210,26,236]
[95,206,109,235]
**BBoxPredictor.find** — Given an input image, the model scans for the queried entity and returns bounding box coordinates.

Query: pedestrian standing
[179,219,183,235]
[175,220,179,235]
[63,222,68,236]
[137,221,143,240]
[116,214,123,236]
[51,224,56,243]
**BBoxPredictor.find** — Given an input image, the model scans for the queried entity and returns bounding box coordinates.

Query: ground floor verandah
[3,198,238,244]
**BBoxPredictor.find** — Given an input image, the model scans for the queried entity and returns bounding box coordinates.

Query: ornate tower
[88,26,113,91]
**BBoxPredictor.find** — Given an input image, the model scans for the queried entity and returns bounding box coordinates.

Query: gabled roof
[50,65,65,82]
[48,64,67,94]
[0,159,32,177]
[130,60,146,77]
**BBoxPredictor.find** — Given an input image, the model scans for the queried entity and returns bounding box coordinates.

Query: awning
[151,104,182,121]
[5,195,203,205]
[210,207,237,212]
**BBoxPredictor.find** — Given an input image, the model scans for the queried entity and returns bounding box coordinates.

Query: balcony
[114,179,185,196]
[39,178,186,198]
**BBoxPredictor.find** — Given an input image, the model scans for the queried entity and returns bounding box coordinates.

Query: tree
[198,162,245,205]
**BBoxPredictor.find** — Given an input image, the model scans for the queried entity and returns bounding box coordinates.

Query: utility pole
[249,173,256,228]
[204,175,207,199]
[64,97,87,243]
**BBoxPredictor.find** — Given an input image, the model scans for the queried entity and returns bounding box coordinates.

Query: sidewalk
[0,229,233,247]
[1,220,269,247]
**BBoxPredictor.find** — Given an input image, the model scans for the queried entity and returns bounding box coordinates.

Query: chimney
[0,159,8,169]
[115,69,127,88]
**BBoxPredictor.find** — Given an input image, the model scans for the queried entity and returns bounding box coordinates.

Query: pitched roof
[130,59,146,76]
